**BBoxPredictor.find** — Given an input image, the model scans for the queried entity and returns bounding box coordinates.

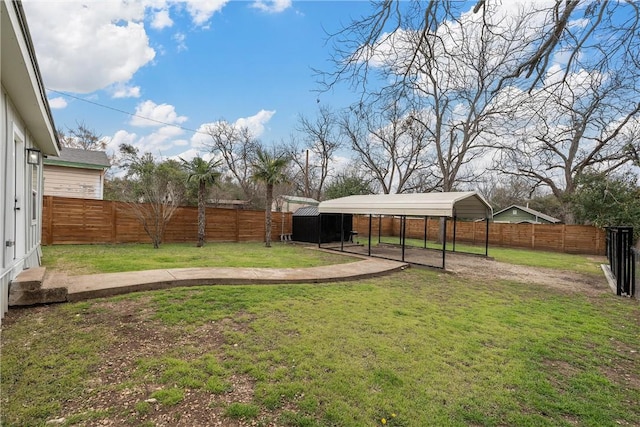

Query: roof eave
[44,160,109,170]
[319,192,492,219]
[1,0,60,156]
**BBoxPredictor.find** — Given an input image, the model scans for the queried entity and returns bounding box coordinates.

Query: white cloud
[106,126,186,159]
[190,109,276,148]
[568,18,589,29]
[151,9,173,29]
[331,154,350,175]
[23,1,156,94]
[173,32,187,52]
[22,1,234,95]
[130,100,188,127]
[234,109,276,136]
[185,0,229,26]
[111,84,142,99]
[170,148,216,162]
[139,126,186,154]
[251,0,292,13]
[48,97,68,109]
[105,129,139,153]
[191,124,215,148]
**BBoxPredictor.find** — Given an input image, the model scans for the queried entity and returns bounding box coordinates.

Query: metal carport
[317,192,493,269]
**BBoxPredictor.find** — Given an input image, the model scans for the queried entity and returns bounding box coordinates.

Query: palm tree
[180,156,221,247]
[251,149,289,247]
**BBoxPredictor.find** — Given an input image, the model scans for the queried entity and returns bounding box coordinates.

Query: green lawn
[2,257,638,426]
[43,240,605,277]
[41,242,355,275]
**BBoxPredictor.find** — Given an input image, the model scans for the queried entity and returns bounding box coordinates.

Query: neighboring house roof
[318,192,492,219]
[207,199,249,207]
[1,0,59,155]
[293,206,320,217]
[493,205,561,224]
[280,195,320,205]
[44,148,110,170]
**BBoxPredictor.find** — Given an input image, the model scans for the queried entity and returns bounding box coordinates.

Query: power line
[46,88,211,135]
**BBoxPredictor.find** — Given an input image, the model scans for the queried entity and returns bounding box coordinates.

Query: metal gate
[605,227,636,297]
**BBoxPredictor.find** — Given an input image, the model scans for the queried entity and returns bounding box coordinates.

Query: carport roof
[318,191,492,219]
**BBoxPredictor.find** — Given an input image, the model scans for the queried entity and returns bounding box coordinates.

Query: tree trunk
[197,180,206,247]
[438,217,445,244]
[265,184,273,247]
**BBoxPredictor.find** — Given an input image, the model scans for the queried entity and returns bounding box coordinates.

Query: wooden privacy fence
[43,196,605,254]
[352,215,606,255]
[42,196,292,245]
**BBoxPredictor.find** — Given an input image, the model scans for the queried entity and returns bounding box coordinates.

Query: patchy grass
[2,269,638,426]
[41,242,355,275]
[0,303,112,424]
[224,402,260,420]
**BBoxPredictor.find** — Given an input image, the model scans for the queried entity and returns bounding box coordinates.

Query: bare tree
[290,106,343,200]
[118,144,184,249]
[321,1,640,97]
[280,135,306,197]
[57,121,107,150]
[477,174,541,211]
[495,66,640,223]
[330,2,545,193]
[340,100,432,194]
[322,1,640,197]
[203,121,259,204]
[324,168,375,200]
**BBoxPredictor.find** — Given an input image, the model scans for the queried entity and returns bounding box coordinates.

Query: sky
[22,0,375,161]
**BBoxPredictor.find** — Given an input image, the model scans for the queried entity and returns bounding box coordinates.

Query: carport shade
[317,191,493,269]
[318,191,493,219]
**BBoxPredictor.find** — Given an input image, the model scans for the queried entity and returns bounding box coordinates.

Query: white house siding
[44,165,104,199]
[1,88,44,318]
[1,0,60,321]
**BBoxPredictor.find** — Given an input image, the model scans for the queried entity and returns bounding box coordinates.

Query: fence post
[45,195,54,245]
[111,201,117,243]
[632,247,638,298]
[235,209,240,242]
[531,223,535,250]
[605,227,635,297]
[616,229,623,295]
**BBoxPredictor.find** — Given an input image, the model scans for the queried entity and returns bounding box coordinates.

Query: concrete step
[9,267,67,306]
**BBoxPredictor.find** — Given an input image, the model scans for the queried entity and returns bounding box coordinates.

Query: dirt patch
[342,243,610,296]
[56,298,265,427]
[445,254,609,296]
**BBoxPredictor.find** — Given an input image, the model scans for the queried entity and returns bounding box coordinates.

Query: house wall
[493,209,550,224]
[1,0,59,321]
[1,86,44,317]
[44,165,104,199]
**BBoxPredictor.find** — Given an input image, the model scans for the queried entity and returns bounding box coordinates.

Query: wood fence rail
[42,196,605,255]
